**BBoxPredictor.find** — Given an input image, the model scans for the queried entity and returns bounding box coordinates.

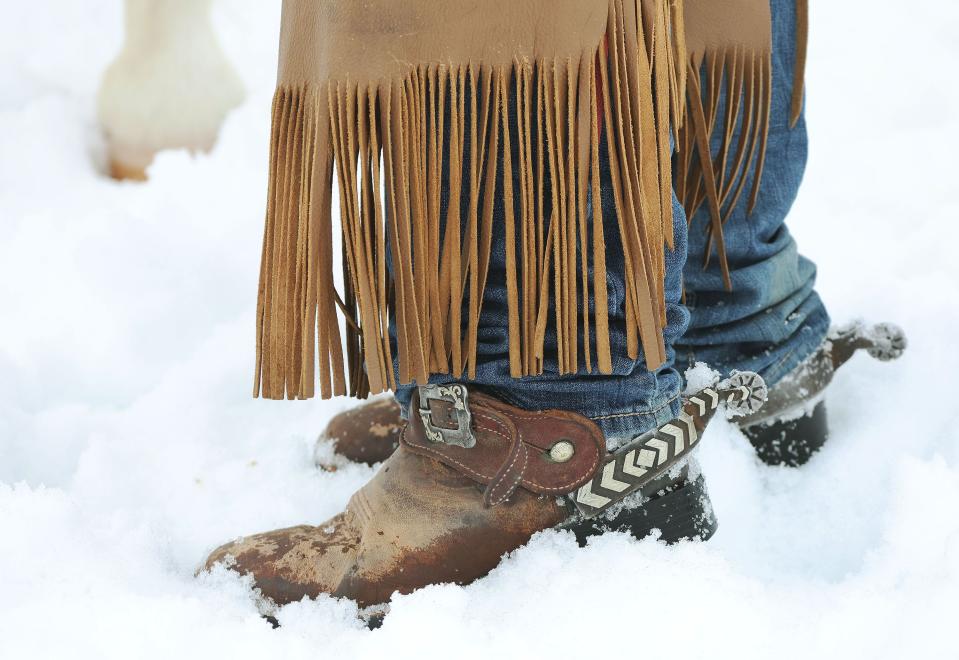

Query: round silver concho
[548,440,575,463]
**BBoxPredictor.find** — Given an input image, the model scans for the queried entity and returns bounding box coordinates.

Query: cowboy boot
[316,397,403,468]
[739,321,906,466]
[205,376,766,612]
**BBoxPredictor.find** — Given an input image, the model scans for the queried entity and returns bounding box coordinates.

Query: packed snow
[1,1,957,658]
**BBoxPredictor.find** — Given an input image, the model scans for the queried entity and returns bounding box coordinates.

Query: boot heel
[742,400,828,466]
[566,473,718,546]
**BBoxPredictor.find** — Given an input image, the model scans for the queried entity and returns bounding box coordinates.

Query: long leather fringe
[675,0,807,288]
[255,0,685,400]
[675,46,772,290]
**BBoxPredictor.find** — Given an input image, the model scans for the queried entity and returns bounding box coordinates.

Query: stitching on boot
[515,424,600,493]
[487,441,527,505]
[471,411,513,443]
[490,444,529,506]
[401,424,495,481]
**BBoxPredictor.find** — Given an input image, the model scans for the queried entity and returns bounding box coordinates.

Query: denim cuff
[578,393,682,448]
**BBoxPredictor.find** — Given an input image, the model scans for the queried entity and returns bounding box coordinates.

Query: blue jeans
[395,0,828,444]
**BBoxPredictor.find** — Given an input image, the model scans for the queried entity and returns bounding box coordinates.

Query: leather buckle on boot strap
[417,384,476,449]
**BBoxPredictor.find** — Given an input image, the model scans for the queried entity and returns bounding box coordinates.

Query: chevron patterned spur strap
[571,372,767,518]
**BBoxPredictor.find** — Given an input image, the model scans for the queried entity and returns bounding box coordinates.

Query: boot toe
[319,398,403,466]
[204,516,360,606]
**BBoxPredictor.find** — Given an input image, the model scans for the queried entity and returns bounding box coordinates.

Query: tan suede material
[683,0,771,56]
[675,0,774,290]
[254,0,690,400]
[252,0,804,401]
[276,0,608,85]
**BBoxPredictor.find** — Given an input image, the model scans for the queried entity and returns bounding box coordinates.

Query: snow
[683,362,721,394]
[1,1,958,658]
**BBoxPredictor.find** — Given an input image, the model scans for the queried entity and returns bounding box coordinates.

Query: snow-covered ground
[1,1,957,658]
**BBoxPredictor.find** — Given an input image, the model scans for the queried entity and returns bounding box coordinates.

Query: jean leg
[675,0,830,387]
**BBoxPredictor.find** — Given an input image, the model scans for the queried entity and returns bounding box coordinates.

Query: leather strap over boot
[403,385,606,507]
[403,375,766,517]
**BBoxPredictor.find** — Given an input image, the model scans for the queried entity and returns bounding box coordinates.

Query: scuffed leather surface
[205,446,567,607]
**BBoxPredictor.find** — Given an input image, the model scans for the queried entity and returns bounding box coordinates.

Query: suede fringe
[674,45,772,290]
[254,0,686,400]
[675,0,807,289]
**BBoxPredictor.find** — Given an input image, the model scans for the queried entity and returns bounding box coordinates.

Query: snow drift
[1,1,957,658]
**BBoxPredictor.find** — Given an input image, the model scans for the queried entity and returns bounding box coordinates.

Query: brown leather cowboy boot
[739,321,906,466]
[316,398,403,467]
[205,376,766,611]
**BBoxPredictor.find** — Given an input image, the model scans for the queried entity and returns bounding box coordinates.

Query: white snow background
[2,1,957,658]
